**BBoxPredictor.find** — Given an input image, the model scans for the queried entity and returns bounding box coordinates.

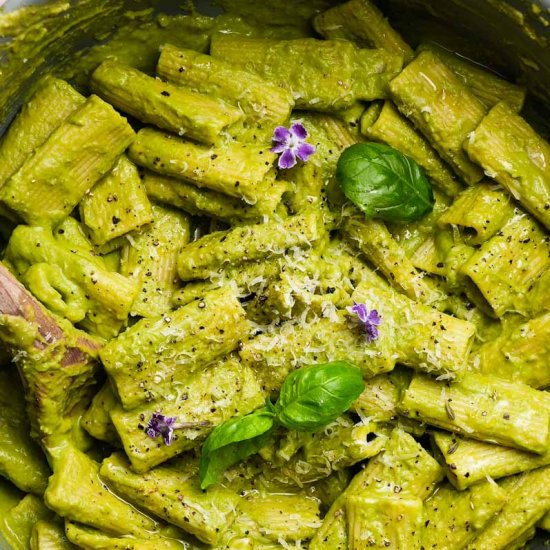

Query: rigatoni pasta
[79,155,153,246]
[460,211,550,317]
[437,183,514,245]
[0,77,85,191]
[432,431,550,490]
[401,373,550,454]
[177,210,322,281]
[0,95,135,226]
[389,50,487,184]
[362,100,462,197]
[157,44,294,142]
[210,36,404,109]
[417,42,526,112]
[120,203,190,317]
[128,126,278,202]
[0,2,549,549]
[100,285,249,409]
[421,480,507,549]
[313,0,414,62]
[91,60,243,144]
[465,100,550,229]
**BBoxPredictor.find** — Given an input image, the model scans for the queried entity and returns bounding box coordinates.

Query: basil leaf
[336,142,435,223]
[275,361,365,431]
[199,407,274,489]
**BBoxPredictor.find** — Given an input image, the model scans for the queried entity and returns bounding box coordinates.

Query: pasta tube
[44,448,157,537]
[128,127,277,203]
[460,212,550,317]
[30,520,74,550]
[432,432,550,490]
[100,453,239,545]
[210,36,403,110]
[346,496,423,550]
[0,76,85,190]
[64,522,184,550]
[401,373,550,454]
[418,42,526,111]
[389,50,486,184]
[343,214,442,305]
[313,0,414,62]
[156,45,294,142]
[100,285,249,409]
[0,95,134,227]
[177,212,321,281]
[466,466,550,549]
[143,171,279,222]
[120,204,190,318]
[80,155,153,246]
[437,183,514,245]
[234,493,321,543]
[91,60,242,144]
[421,480,506,550]
[465,100,550,230]
[172,255,284,307]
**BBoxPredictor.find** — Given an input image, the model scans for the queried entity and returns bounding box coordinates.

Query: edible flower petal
[271,122,316,170]
[296,142,316,162]
[146,412,177,445]
[272,126,291,142]
[145,413,212,446]
[290,122,308,140]
[347,302,381,343]
[279,148,297,170]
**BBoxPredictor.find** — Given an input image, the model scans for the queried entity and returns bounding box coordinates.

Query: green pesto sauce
[0,0,328,132]
[0,0,546,135]
[0,1,548,547]
[0,0,325,250]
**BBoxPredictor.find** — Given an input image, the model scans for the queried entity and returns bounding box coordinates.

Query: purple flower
[145,413,212,446]
[271,122,316,170]
[146,412,177,445]
[347,302,381,343]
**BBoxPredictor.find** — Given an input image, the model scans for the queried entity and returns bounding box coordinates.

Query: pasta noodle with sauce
[0,0,548,548]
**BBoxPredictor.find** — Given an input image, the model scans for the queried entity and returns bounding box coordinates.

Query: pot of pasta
[0,0,549,549]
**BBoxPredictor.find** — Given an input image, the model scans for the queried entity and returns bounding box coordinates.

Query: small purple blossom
[146,412,177,445]
[145,413,212,446]
[271,122,316,170]
[347,302,381,343]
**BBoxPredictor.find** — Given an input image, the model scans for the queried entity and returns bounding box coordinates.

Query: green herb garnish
[199,361,365,489]
[336,142,435,223]
[199,408,275,490]
[275,360,365,431]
